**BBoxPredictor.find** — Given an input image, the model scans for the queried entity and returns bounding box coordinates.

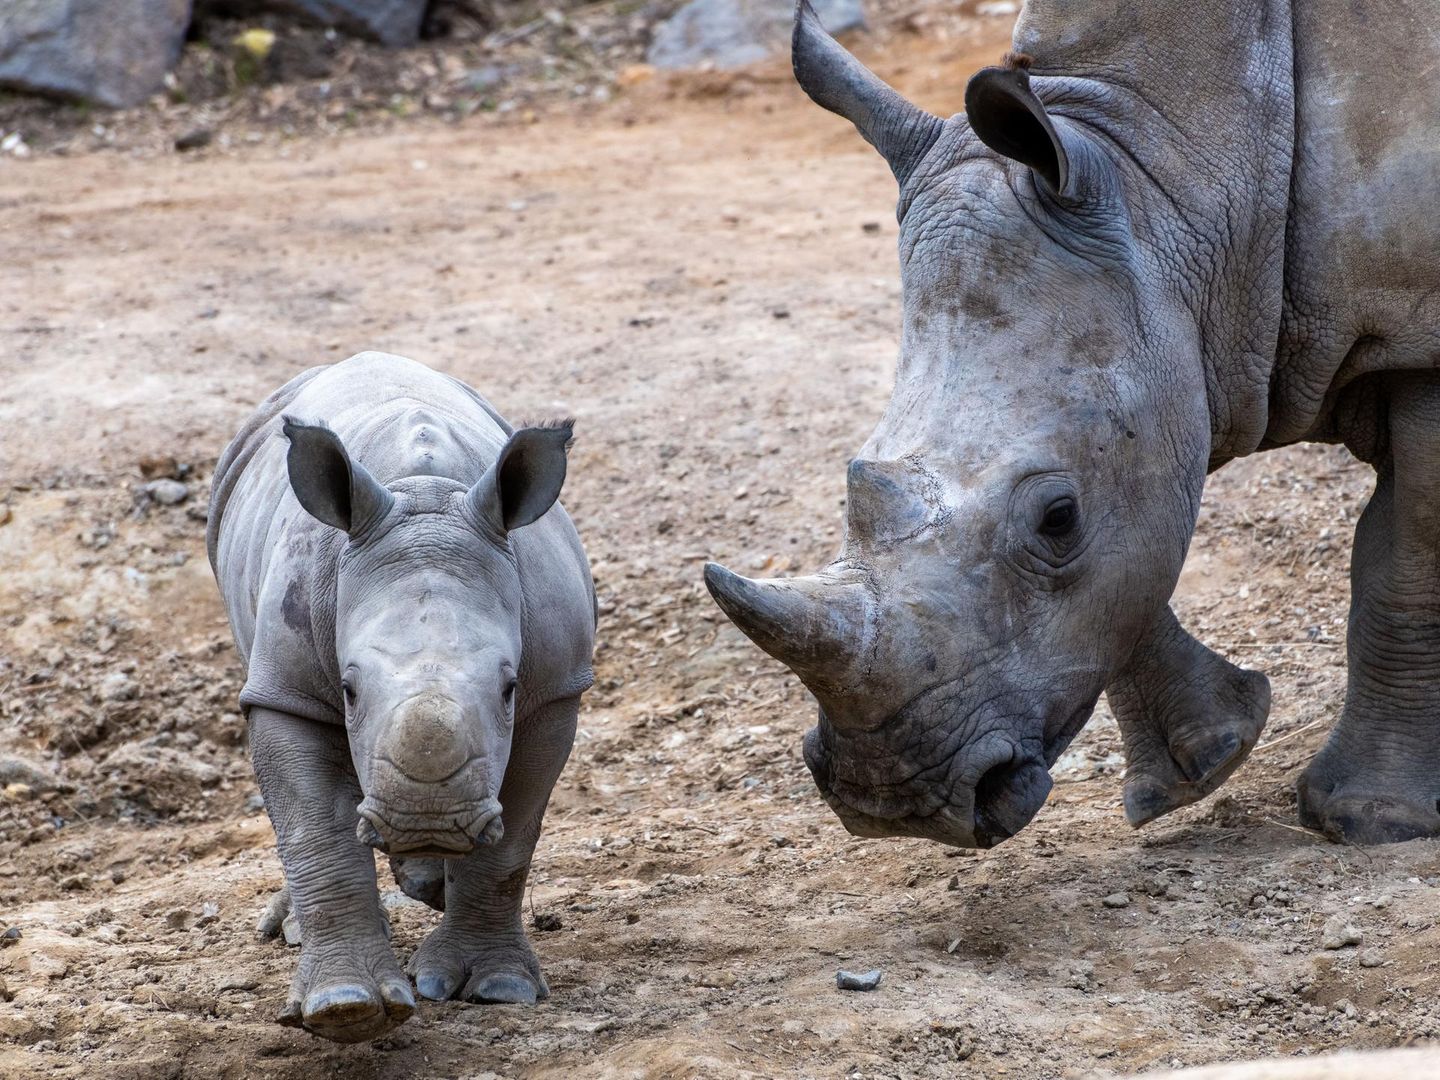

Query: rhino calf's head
[705,4,1214,848]
[283,416,573,858]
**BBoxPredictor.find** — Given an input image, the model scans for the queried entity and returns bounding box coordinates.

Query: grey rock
[198,1,428,47]
[648,0,863,70]
[0,0,192,108]
[1,927,21,947]
[1102,892,1131,909]
[143,479,190,505]
[0,756,54,791]
[836,968,882,991]
[1320,913,1363,950]
[99,672,139,702]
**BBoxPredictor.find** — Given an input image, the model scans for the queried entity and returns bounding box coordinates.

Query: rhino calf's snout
[381,691,475,784]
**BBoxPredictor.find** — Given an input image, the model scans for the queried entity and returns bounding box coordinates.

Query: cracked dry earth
[5,21,1440,1080]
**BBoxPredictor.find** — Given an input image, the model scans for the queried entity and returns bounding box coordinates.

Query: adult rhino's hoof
[410,926,548,1006]
[279,974,416,1044]
[1123,727,1254,827]
[1118,664,1270,828]
[1297,766,1440,844]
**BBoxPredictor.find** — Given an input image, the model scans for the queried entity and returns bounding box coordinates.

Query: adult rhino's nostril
[972,757,1053,848]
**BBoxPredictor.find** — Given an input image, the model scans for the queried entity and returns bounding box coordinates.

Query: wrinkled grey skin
[209,352,595,1042]
[708,0,1440,849]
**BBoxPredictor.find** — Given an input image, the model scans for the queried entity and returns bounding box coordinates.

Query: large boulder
[0,0,193,108]
[199,0,428,47]
[1139,1047,1440,1079]
[647,0,863,70]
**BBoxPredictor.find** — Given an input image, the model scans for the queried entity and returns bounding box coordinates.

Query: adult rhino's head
[705,3,1212,848]
[282,416,573,858]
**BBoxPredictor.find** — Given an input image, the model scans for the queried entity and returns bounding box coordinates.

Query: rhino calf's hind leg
[250,707,415,1042]
[410,696,578,1005]
[1299,374,1440,844]
[1107,605,1271,826]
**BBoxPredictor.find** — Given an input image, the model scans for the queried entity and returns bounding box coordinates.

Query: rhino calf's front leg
[1106,605,1271,826]
[250,706,416,1041]
[410,696,578,1004]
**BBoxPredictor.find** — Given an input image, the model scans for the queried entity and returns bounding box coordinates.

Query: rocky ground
[3,5,1440,1078]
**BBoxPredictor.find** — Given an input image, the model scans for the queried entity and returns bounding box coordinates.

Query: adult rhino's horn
[703,563,869,686]
[792,0,944,185]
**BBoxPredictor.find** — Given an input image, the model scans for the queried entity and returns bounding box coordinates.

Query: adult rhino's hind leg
[1107,605,1271,826]
[1299,373,1440,844]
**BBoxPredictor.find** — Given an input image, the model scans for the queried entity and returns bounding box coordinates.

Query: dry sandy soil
[4,12,1440,1079]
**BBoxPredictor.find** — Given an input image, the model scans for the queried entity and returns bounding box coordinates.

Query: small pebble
[1102,892,1131,909]
[1358,948,1384,968]
[533,912,563,932]
[143,479,190,506]
[836,968,882,992]
[1,927,21,947]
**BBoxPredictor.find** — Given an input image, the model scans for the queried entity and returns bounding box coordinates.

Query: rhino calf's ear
[468,422,574,533]
[964,60,1069,195]
[282,416,395,537]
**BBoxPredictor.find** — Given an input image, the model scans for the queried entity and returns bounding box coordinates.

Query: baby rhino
[208,352,595,1042]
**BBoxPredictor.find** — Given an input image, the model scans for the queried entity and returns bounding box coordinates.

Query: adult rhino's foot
[409,924,547,1005]
[1297,746,1440,844]
[279,936,415,1043]
[1108,609,1271,827]
[389,855,446,911]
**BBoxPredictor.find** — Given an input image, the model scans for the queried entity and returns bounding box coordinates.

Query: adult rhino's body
[708,0,1440,847]
[211,352,594,1041]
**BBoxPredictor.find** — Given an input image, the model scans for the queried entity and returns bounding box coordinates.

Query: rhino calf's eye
[342,681,356,709]
[1040,498,1079,537]
[504,679,517,705]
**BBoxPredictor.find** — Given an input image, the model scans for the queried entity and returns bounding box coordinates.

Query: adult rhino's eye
[1039,497,1079,538]
[342,681,356,709]
[503,679,517,706]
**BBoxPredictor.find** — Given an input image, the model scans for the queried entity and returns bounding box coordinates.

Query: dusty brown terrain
[4,11,1440,1078]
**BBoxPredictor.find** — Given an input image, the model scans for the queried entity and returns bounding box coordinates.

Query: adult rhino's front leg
[410,696,578,1005]
[1107,605,1271,826]
[250,707,415,1042]
[1299,374,1440,844]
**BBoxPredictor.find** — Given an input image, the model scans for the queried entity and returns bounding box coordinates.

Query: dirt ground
[4,11,1440,1079]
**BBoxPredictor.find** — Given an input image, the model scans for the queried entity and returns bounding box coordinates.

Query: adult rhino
[707,0,1440,847]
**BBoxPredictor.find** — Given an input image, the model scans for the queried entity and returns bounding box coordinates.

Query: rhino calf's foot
[409,925,547,1004]
[1108,606,1271,827]
[389,855,446,911]
[279,935,416,1043]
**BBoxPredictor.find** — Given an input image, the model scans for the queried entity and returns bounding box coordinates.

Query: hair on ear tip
[1002,51,1034,71]
[523,416,577,450]
[280,414,332,439]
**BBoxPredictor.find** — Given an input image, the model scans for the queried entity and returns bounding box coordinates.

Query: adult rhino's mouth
[802,697,1096,849]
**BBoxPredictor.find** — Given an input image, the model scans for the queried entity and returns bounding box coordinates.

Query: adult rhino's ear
[466,421,573,534]
[791,0,944,185]
[964,57,1069,195]
[282,416,394,537]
